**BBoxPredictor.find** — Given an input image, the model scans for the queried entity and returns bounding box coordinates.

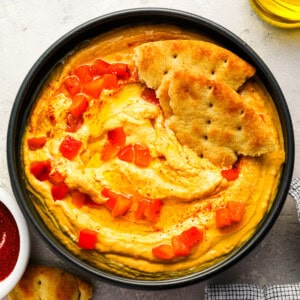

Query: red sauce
[0,201,20,281]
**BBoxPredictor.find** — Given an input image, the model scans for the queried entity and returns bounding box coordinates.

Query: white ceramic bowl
[0,188,30,299]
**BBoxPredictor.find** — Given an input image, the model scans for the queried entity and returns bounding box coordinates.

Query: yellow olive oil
[250,0,300,28]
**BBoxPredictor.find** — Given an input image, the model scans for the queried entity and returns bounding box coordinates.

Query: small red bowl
[0,188,30,298]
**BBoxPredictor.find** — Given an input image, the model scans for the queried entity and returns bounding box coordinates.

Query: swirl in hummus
[22,25,285,279]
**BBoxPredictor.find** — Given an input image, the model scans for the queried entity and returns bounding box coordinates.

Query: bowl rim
[0,188,30,298]
[6,7,294,289]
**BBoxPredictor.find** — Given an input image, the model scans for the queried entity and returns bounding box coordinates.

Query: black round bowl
[7,8,294,289]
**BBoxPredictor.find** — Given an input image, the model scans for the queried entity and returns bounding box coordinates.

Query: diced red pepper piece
[102,73,119,90]
[227,201,246,223]
[107,63,129,77]
[101,188,132,217]
[221,166,239,181]
[135,199,163,223]
[69,94,89,118]
[118,145,134,163]
[152,244,174,260]
[153,227,203,260]
[111,196,132,217]
[216,207,232,228]
[66,113,83,133]
[216,201,246,228]
[105,197,117,211]
[66,94,88,131]
[64,76,81,96]
[48,170,66,184]
[135,199,150,220]
[117,144,152,167]
[134,144,151,167]
[101,142,120,161]
[101,128,126,161]
[73,65,93,84]
[107,127,126,147]
[30,160,51,181]
[144,199,163,223]
[91,59,110,76]
[51,182,69,201]
[141,88,160,105]
[172,235,191,257]
[78,228,97,250]
[70,190,88,208]
[83,77,104,99]
[27,136,47,150]
[59,135,82,160]
[102,188,118,210]
[179,226,203,249]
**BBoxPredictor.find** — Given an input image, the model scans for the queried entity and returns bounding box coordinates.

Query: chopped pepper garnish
[30,160,51,181]
[135,199,163,223]
[70,190,92,208]
[59,135,82,160]
[101,188,132,217]
[152,226,203,260]
[51,182,69,201]
[69,94,89,118]
[141,87,160,105]
[73,65,93,84]
[107,127,126,147]
[83,77,104,99]
[118,145,134,163]
[78,229,97,250]
[64,76,81,96]
[101,142,121,161]
[221,166,239,181]
[91,59,110,76]
[48,170,66,185]
[27,136,47,150]
[152,244,175,260]
[133,144,152,167]
[216,201,246,228]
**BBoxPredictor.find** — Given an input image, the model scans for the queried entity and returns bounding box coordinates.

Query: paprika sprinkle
[0,201,20,281]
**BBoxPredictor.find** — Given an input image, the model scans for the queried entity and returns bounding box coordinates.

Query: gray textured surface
[1,1,300,299]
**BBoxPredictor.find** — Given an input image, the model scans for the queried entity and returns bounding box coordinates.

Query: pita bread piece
[8,265,93,300]
[162,71,279,167]
[134,40,256,92]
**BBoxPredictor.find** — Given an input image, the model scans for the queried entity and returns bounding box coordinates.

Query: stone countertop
[1,1,300,299]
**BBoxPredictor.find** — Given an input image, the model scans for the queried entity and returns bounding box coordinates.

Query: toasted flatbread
[8,265,93,300]
[134,40,256,92]
[160,71,279,167]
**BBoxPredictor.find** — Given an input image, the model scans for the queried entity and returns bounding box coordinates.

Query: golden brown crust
[134,40,279,167]
[134,39,256,92]
[8,265,93,300]
[161,71,279,167]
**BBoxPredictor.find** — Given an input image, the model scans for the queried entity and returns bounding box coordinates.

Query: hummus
[22,25,285,279]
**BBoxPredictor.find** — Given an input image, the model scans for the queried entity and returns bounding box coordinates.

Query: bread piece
[8,265,93,300]
[134,39,256,92]
[161,71,279,167]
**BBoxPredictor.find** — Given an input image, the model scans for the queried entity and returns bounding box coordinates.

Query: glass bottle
[249,0,300,28]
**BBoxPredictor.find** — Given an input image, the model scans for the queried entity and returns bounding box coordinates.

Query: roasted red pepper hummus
[22,25,285,279]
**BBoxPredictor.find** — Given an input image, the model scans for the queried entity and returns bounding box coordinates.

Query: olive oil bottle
[249,0,300,28]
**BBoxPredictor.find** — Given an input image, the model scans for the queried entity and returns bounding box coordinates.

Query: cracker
[162,71,279,167]
[134,39,256,92]
[8,265,93,300]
